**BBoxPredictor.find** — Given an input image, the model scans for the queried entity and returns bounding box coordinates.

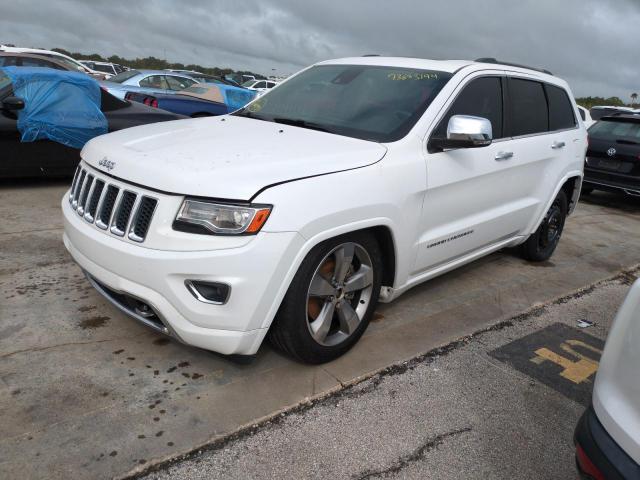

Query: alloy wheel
[305,242,374,346]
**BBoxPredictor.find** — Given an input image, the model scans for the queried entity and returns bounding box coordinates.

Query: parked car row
[0,67,184,178]
[0,45,110,79]
[125,83,256,117]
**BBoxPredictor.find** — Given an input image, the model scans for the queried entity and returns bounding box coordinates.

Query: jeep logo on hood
[98,157,115,171]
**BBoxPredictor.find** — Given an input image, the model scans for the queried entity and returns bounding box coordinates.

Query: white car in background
[80,60,125,78]
[62,56,586,363]
[577,105,595,129]
[0,46,108,79]
[574,278,640,479]
[242,78,278,93]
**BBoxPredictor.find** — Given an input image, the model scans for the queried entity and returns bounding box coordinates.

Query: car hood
[81,115,387,200]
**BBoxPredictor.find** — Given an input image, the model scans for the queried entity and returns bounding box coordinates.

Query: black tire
[521,190,568,262]
[269,232,383,364]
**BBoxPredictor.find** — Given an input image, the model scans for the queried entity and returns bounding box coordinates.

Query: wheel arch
[259,222,399,331]
[525,171,583,236]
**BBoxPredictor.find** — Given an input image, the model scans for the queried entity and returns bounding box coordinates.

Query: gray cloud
[1,0,639,98]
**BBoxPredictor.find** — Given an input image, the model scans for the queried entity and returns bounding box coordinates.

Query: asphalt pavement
[140,271,638,480]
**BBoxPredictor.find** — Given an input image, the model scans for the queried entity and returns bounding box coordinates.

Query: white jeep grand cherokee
[63,57,587,363]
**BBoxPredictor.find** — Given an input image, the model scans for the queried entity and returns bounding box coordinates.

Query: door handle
[494,151,514,161]
[551,141,566,149]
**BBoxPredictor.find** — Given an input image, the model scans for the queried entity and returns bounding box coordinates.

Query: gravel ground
[137,269,638,480]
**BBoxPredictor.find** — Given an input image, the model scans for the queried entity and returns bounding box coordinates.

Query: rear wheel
[521,190,568,262]
[269,232,382,364]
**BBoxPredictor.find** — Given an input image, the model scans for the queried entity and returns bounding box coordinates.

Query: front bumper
[63,195,304,355]
[574,405,640,479]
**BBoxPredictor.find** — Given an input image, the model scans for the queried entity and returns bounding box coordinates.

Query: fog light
[185,280,230,305]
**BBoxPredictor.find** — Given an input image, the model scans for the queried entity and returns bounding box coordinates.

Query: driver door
[414,74,537,272]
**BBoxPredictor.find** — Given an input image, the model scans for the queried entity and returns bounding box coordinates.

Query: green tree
[632,93,638,107]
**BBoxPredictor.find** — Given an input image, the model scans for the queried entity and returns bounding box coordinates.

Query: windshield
[589,119,640,141]
[242,79,258,88]
[109,70,140,83]
[234,64,452,142]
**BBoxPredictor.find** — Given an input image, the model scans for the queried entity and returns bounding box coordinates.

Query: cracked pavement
[140,273,637,480]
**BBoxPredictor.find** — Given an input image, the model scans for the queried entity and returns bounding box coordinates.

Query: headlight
[175,199,271,235]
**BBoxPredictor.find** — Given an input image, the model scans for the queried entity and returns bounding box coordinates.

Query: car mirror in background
[431,115,493,150]
[1,96,25,111]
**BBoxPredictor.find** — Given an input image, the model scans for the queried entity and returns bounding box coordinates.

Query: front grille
[69,166,158,243]
[111,191,137,236]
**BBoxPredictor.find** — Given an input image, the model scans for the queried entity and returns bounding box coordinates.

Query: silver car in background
[100,69,199,99]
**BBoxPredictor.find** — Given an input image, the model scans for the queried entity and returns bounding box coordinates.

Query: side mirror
[430,115,492,151]
[2,96,25,111]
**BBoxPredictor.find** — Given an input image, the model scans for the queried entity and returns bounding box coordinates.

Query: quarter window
[434,76,504,139]
[508,78,548,136]
[546,84,576,130]
[139,75,169,89]
[578,108,586,121]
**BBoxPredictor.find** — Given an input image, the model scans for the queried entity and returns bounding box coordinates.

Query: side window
[508,78,548,136]
[578,107,586,121]
[434,76,503,139]
[546,84,576,130]
[21,58,61,69]
[165,76,196,91]
[139,75,169,89]
[0,56,19,66]
[267,82,276,89]
[255,81,267,89]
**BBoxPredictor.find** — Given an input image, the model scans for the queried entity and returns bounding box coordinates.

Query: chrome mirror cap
[447,115,493,144]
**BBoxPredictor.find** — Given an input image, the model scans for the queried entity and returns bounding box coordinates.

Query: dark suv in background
[583,113,640,197]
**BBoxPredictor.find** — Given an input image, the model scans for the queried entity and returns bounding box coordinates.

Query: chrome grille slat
[69,165,158,244]
[77,174,94,216]
[110,191,137,237]
[71,170,86,209]
[128,197,158,242]
[96,185,120,230]
[69,166,81,203]
[84,179,105,223]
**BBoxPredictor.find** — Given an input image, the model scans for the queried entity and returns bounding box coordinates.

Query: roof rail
[474,57,553,76]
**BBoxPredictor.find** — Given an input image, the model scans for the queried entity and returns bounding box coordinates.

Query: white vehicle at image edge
[574,278,640,478]
[62,56,587,363]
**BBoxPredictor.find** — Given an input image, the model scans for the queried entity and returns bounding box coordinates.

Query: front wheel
[521,190,568,262]
[269,232,382,364]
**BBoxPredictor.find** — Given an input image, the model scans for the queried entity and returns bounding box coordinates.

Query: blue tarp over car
[2,66,108,149]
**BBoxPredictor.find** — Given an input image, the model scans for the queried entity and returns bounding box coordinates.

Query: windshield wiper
[272,117,335,134]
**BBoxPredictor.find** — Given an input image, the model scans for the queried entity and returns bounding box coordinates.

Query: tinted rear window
[546,85,576,130]
[588,119,640,141]
[509,78,548,136]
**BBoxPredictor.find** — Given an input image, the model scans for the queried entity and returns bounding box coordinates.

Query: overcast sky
[2,0,638,99]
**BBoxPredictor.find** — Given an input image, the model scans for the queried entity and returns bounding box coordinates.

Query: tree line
[575,96,637,109]
[51,48,267,80]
